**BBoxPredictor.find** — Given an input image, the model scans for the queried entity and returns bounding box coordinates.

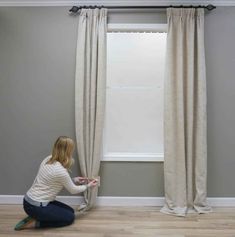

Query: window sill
[101,152,164,162]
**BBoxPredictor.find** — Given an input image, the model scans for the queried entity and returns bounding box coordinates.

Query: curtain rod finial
[207,4,216,11]
[69,6,79,13]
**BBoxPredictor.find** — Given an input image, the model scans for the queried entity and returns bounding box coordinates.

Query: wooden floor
[1,205,235,237]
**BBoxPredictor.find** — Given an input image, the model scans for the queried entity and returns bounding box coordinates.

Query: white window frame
[102,24,167,162]
[107,23,167,33]
[103,152,164,162]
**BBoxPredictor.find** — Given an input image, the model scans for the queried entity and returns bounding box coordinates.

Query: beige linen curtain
[161,8,212,216]
[75,8,107,210]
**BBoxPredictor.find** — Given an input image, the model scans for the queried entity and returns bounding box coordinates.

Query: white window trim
[103,24,166,162]
[102,152,164,162]
[107,24,167,33]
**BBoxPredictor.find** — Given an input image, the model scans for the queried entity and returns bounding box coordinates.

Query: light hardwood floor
[0,205,235,237]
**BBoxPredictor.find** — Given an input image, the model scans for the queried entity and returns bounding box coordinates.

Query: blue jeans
[23,198,75,228]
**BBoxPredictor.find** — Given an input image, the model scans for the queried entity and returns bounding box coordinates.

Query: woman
[15,136,97,230]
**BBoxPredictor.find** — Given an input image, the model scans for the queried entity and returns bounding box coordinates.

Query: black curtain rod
[69,4,216,13]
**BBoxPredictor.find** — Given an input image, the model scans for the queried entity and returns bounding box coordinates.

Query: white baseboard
[207,198,235,206]
[1,195,235,207]
[95,196,165,206]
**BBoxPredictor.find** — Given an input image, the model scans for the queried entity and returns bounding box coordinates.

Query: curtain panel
[75,8,107,210]
[161,8,212,216]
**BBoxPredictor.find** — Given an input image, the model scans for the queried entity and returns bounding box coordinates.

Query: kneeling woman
[15,136,97,230]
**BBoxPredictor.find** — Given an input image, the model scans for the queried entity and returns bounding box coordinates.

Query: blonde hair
[47,136,75,170]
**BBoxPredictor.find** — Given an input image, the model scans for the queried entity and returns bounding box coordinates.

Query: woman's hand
[87,179,98,188]
[73,176,88,185]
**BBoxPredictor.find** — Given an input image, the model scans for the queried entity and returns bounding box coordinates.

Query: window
[102,24,167,162]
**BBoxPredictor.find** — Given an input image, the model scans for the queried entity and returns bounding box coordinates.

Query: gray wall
[0,7,234,197]
[205,7,235,197]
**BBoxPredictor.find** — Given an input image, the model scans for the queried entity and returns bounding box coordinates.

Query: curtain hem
[160,203,212,217]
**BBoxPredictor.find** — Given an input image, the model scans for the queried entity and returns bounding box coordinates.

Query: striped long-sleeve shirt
[26,156,87,202]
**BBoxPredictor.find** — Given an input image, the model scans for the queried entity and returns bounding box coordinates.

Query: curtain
[75,8,107,210]
[161,8,212,216]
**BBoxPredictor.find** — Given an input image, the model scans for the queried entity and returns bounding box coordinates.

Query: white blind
[103,32,166,161]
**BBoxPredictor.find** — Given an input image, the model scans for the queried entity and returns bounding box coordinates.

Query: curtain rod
[69,4,216,13]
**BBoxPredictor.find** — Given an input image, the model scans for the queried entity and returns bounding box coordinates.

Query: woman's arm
[57,170,97,194]
[57,170,88,194]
